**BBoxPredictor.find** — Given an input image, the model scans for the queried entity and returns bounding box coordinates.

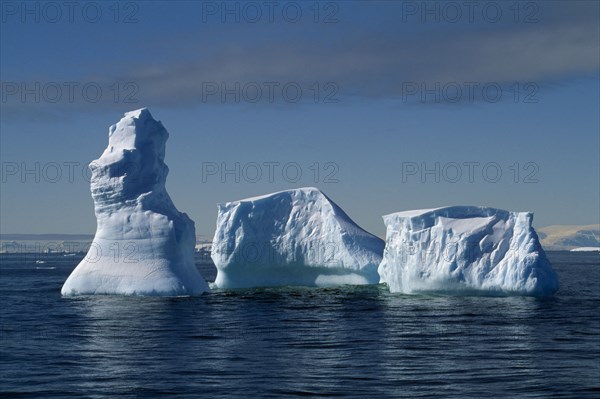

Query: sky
[0,0,599,239]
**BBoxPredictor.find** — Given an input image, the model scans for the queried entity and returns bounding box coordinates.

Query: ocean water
[1,251,598,398]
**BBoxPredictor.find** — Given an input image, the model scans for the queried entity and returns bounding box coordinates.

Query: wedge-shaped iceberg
[378,206,559,296]
[61,108,209,296]
[211,187,385,288]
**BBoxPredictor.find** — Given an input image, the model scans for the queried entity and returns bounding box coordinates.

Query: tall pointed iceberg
[61,109,208,296]
[378,206,559,296]
[211,187,385,288]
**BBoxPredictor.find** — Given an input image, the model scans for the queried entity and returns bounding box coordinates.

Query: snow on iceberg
[378,206,559,296]
[61,109,209,296]
[211,187,385,288]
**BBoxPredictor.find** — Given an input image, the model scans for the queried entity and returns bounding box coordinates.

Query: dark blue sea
[1,251,599,398]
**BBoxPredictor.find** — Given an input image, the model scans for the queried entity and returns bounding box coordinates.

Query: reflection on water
[0,252,599,398]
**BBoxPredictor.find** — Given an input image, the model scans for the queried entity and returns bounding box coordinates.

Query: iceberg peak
[123,107,152,120]
[61,109,209,296]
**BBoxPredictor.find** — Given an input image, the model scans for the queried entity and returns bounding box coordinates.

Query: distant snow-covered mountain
[537,225,599,250]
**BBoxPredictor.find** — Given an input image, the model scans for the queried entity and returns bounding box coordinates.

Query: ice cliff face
[211,187,385,288]
[378,206,559,296]
[61,109,209,296]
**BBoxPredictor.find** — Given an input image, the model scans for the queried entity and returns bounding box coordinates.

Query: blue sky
[1,0,599,238]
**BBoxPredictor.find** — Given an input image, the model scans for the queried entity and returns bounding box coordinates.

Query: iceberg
[61,109,209,296]
[378,206,559,296]
[211,187,385,288]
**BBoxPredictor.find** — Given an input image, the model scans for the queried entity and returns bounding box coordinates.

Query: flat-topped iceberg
[378,206,559,296]
[61,108,209,296]
[211,187,385,288]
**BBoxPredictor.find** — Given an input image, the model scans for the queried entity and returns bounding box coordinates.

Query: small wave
[36,266,57,270]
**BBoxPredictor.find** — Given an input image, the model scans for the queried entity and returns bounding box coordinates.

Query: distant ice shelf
[570,247,600,252]
[61,109,209,296]
[211,187,385,289]
[378,206,559,296]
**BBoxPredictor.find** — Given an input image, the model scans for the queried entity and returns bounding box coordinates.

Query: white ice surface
[378,206,559,296]
[570,247,600,252]
[61,109,209,296]
[211,187,385,288]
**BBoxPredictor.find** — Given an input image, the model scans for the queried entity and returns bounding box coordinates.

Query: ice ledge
[221,186,324,206]
[384,206,518,220]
